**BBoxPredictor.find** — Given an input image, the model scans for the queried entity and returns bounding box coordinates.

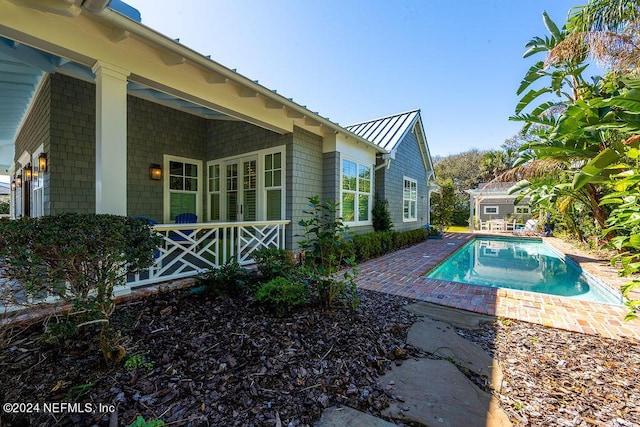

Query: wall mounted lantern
[16,174,22,188]
[10,180,16,191]
[24,165,32,181]
[149,164,162,180]
[38,152,48,172]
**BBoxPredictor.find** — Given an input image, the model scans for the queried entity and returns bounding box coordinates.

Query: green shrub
[255,277,309,316]
[0,201,8,215]
[298,196,358,308]
[251,248,295,281]
[199,259,254,297]
[0,213,161,363]
[372,195,393,232]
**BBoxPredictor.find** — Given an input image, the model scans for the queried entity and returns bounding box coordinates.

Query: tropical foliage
[510,2,640,319]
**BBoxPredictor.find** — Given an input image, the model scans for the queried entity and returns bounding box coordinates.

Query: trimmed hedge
[350,228,428,262]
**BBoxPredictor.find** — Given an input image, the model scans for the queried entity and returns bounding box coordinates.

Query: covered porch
[0,0,383,291]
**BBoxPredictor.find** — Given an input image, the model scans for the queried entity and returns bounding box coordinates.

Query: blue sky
[125,0,587,157]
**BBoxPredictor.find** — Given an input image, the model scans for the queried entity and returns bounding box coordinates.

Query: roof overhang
[0,0,382,170]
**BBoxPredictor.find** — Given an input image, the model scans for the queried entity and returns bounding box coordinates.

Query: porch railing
[128,220,290,288]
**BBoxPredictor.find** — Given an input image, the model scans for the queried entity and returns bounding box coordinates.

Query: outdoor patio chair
[171,213,198,242]
[513,219,539,236]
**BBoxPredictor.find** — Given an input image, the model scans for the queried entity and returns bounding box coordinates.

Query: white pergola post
[469,195,474,232]
[92,61,129,215]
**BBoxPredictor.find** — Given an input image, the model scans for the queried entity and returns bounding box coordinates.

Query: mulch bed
[2,286,640,427]
[464,320,640,426]
[1,289,419,426]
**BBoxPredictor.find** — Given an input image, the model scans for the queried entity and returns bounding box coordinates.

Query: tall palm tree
[510,11,613,230]
[548,0,640,73]
[513,11,588,131]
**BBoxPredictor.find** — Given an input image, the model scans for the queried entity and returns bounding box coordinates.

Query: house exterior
[0,0,435,289]
[466,182,532,231]
[347,110,436,232]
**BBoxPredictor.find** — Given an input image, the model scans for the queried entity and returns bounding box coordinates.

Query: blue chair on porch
[171,213,198,242]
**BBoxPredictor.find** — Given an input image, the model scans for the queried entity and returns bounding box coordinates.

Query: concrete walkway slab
[314,406,397,427]
[404,301,495,329]
[407,319,503,391]
[380,359,511,427]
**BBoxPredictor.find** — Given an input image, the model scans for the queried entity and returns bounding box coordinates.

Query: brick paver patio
[356,232,640,341]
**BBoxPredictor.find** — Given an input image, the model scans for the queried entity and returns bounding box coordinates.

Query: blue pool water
[426,237,622,305]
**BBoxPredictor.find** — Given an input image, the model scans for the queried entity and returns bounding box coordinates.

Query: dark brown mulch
[0,288,419,427]
[3,286,640,427]
[463,319,640,427]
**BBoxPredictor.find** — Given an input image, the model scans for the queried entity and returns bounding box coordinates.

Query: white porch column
[92,61,130,215]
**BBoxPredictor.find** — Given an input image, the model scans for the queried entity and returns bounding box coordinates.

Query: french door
[225,156,257,222]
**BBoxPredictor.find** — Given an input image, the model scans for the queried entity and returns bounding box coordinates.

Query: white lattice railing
[128,220,290,287]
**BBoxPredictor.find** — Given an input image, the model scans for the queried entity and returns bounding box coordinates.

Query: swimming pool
[426,237,622,305]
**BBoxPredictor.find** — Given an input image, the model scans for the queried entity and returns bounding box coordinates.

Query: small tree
[0,213,161,362]
[372,194,393,232]
[431,179,456,230]
[298,196,358,308]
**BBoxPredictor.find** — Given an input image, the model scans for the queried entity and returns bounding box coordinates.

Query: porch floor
[355,232,640,341]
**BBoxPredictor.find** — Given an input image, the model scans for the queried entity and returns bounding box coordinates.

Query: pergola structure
[466,182,530,232]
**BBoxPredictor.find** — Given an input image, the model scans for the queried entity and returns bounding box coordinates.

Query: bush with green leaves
[251,248,295,281]
[199,259,254,297]
[0,213,161,363]
[298,196,358,308]
[0,201,8,215]
[372,195,393,232]
[255,277,309,316]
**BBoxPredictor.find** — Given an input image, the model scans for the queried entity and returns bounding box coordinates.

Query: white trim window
[208,163,221,221]
[263,151,283,220]
[341,159,372,224]
[207,146,286,222]
[403,177,417,222]
[515,206,531,214]
[484,206,499,215]
[164,155,203,223]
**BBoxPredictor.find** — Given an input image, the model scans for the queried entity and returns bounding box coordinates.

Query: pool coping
[355,232,640,341]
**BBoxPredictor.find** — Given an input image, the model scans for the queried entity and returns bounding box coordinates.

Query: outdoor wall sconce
[10,180,16,191]
[38,152,48,172]
[16,174,22,188]
[24,165,32,181]
[149,164,162,180]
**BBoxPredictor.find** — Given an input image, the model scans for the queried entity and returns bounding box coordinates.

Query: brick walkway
[356,232,640,341]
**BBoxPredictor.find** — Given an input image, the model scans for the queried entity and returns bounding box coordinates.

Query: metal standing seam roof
[345,110,420,151]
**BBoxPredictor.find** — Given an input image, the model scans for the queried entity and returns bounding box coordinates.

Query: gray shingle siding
[127,96,207,221]
[287,126,323,250]
[207,121,288,159]
[380,126,429,232]
[322,151,340,203]
[49,74,95,214]
[14,75,51,216]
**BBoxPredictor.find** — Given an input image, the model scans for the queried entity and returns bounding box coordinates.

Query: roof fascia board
[88,6,383,152]
[413,114,436,181]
